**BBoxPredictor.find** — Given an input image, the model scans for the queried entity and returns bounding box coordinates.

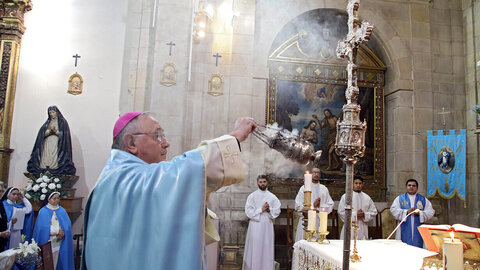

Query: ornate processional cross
[335,1,373,269]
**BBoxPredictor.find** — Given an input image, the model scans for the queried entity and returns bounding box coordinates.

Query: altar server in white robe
[390,179,435,248]
[82,113,257,270]
[294,167,334,242]
[243,175,281,270]
[338,176,377,240]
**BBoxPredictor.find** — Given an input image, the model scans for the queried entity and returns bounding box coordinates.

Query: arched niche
[266,8,386,201]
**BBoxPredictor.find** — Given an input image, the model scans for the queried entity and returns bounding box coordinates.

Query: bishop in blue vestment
[82,113,256,270]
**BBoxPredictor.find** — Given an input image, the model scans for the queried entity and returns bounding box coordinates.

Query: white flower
[26,184,32,191]
[54,178,60,183]
[25,193,31,199]
[39,182,47,188]
[32,185,40,192]
[44,177,51,183]
[48,183,56,189]
[41,188,48,194]
[42,175,49,181]
[57,184,61,189]
[30,239,39,252]
[27,179,33,184]
[36,178,43,183]
[40,194,46,201]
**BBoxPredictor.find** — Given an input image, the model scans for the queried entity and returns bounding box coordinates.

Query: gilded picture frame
[67,72,83,95]
[208,73,223,96]
[160,62,177,87]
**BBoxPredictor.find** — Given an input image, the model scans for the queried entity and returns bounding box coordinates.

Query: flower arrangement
[24,172,68,203]
[471,104,480,115]
[14,239,42,269]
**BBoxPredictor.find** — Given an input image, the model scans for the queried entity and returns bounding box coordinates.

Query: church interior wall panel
[10,0,129,234]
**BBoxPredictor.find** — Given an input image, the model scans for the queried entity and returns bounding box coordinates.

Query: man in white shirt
[390,179,435,248]
[243,175,281,270]
[338,176,377,240]
[294,167,334,242]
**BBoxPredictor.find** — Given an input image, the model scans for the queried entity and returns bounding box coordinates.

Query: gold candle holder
[350,219,361,263]
[315,231,330,244]
[305,230,316,242]
[302,191,312,240]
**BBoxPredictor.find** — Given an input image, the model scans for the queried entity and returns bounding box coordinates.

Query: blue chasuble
[398,193,426,248]
[2,201,34,243]
[33,206,74,270]
[82,149,206,270]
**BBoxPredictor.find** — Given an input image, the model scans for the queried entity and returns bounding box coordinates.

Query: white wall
[9,0,129,233]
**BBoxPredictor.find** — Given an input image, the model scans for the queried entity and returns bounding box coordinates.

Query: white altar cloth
[0,248,19,270]
[292,239,438,270]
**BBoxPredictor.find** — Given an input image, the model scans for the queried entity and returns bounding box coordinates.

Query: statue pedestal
[60,197,83,213]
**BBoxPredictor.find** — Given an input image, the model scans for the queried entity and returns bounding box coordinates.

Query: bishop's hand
[230,117,257,142]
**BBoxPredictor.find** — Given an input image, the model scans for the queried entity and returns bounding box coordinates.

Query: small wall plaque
[160,62,177,86]
[208,73,223,96]
[67,72,83,95]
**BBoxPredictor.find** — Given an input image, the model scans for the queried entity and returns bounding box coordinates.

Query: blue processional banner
[427,129,466,201]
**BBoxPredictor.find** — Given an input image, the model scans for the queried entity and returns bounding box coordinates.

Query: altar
[292,240,438,270]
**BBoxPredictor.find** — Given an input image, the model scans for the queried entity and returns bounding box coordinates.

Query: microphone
[387,209,420,240]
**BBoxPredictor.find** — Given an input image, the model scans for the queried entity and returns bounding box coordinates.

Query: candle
[319,210,328,233]
[304,171,312,192]
[443,232,463,270]
[307,208,316,231]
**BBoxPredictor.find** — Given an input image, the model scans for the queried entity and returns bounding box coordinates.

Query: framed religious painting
[265,8,387,201]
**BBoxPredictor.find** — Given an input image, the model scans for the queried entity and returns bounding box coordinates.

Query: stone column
[0,0,32,185]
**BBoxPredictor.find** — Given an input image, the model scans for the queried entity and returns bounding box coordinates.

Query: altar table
[292,239,438,270]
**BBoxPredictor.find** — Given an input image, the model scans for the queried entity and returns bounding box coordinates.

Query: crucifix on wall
[166,41,175,56]
[72,54,81,67]
[437,107,451,131]
[213,53,222,67]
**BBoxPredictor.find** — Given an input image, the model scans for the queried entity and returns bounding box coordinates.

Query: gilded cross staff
[335,1,373,269]
[72,54,81,67]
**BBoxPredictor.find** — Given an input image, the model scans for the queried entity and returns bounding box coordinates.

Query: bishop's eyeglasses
[132,132,167,142]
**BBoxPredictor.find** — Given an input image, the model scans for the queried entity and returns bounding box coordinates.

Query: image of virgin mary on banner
[427,129,466,202]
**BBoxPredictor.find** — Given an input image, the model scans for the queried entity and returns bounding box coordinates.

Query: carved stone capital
[0,0,32,21]
[0,0,32,39]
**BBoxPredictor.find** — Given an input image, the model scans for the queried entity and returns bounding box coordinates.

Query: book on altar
[418,224,480,261]
[11,207,26,231]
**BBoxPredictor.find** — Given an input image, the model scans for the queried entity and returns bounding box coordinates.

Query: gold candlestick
[302,191,312,240]
[350,218,361,263]
[315,231,330,244]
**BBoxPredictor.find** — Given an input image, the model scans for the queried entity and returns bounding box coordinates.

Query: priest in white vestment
[294,167,334,242]
[82,113,257,270]
[243,175,281,270]
[338,176,377,240]
[390,179,435,248]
